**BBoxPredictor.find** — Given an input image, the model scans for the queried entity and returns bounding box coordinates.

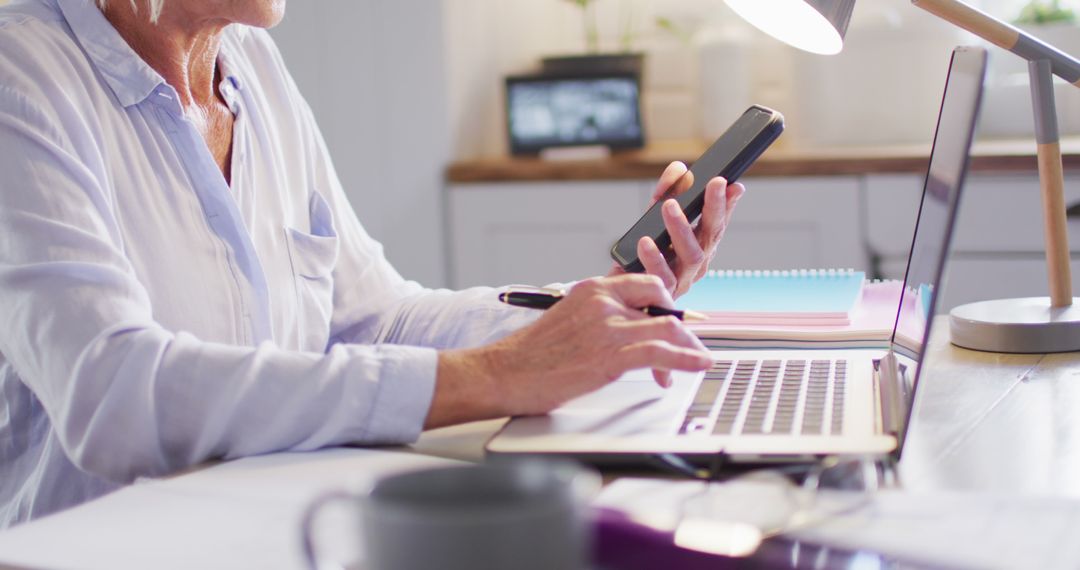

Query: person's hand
[428,274,712,426]
[608,161,746,298]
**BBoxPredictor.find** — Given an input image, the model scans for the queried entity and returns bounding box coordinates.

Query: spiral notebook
[689,280,909,350]
[675,269,865,326]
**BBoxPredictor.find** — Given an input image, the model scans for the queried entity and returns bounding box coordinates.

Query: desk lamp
[724,0,1080,353]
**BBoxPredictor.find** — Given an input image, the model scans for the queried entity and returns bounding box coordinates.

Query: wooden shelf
[446,137,1080,184]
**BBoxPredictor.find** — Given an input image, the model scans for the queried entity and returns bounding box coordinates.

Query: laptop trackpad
[507,368,699,437]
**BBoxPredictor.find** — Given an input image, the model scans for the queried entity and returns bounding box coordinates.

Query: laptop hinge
[876,351,908,440]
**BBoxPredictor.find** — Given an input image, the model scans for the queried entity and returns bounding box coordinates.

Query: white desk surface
[1,318,1078,570]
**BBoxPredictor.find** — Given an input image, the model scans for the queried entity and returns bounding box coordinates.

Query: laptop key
[712,361,756,435]
[801,362,833,435]
[678,361,734,434]
[830,360,847,435]
[742,362,780,434]
[771,360,806,434]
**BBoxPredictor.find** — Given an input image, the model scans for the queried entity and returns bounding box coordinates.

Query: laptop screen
[891,46,987,394]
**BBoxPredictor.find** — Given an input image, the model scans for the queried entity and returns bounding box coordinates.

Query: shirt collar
[53,0,245,109]
[55,0,165,107]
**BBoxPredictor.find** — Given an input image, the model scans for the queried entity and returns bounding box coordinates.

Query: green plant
[561,0,691,53]
[1014,0,1077,25]
[655,16,693,45]
[563,0,601,53]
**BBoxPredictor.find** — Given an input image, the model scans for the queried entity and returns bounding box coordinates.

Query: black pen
[497,289,708,322]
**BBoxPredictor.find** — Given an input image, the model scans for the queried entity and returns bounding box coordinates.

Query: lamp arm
[912,0,1080,88]
[914,0,1077,307]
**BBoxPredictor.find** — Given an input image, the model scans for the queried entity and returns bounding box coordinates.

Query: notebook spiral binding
[704,268,858,279]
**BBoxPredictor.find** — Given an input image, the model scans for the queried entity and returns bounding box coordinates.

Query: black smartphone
[609,105,784,273]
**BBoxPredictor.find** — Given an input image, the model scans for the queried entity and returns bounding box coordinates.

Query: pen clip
[500,286,565,299]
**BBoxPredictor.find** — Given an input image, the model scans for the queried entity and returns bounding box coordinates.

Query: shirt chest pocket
[285,191,339,351]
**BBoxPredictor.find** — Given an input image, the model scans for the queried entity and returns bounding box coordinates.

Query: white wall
[271,1,450,287]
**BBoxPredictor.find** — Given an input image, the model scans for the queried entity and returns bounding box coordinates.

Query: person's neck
[101,3,228,110]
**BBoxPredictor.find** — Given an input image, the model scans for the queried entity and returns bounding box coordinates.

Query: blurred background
[266,0,1080,311]
[4,0,1074,309]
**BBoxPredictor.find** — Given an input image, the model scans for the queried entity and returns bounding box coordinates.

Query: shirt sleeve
[0,86,437,484]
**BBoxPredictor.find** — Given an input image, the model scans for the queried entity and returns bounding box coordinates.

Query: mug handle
[299,490,359,570]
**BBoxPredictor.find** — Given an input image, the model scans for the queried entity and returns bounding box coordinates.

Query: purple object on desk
[591,508,742,569]
[591,507,934,569]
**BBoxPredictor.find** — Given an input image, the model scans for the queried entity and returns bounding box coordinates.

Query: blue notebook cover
[676,269,865,323]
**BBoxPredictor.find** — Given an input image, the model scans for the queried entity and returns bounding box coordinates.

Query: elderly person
[0,0,745,527]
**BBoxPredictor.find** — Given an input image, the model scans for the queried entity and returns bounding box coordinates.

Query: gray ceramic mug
[299,461,599,570]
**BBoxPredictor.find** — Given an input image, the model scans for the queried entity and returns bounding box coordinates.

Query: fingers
[637,236,677,293]
[614,340,712,374]
[662,199,706,297]
[612,316,709,388]
[689,179,745,284]
[694,178,730,249]
[718,184,744,256]
[652,161,690,204]
[669,170,695,199]
[541,276,712,400]
[663,198,704,265]
[599,272,676,310]
[613,315,707,352]
[724,182,746,227]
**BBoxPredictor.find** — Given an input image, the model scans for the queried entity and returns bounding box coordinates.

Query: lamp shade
[723,0,855,55]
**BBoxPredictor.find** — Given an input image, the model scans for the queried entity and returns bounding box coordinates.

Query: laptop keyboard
[679,359,847,437]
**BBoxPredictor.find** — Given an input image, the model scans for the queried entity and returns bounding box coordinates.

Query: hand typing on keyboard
[429,274,712,426]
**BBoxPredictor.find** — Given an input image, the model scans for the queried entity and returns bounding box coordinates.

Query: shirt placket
[148,84,273,346]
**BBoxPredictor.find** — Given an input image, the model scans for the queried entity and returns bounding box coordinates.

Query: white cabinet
[449,171,1080,310]
[865,172,1080,311]
[448,176,867,288]
[710,176,866,272]
[448,181,652,288]
[864,174,923,259]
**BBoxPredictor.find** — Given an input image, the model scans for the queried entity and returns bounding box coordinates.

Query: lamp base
[949,297,1080,354]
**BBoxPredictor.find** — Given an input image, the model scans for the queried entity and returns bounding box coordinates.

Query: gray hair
[97,0,165,23]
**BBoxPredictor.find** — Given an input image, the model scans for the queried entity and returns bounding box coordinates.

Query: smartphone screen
[610,106,783,272]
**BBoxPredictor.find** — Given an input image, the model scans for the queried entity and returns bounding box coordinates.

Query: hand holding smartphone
[610,105,784,273]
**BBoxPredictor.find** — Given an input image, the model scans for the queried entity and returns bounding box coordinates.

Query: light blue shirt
[0,0,536,527]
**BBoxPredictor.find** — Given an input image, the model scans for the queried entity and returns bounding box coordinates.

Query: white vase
[697,30,756,141]
[784,6,969,147]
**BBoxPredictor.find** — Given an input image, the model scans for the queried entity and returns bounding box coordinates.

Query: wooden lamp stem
[1032,58,1073,307]
[1038,138,1072,307]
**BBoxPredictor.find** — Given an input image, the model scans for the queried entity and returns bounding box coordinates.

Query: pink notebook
[689,280,921,350]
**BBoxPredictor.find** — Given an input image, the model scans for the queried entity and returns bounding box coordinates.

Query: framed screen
[505,74,645,155]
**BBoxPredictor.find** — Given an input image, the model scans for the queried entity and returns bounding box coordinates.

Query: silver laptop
[486,46,988,464]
